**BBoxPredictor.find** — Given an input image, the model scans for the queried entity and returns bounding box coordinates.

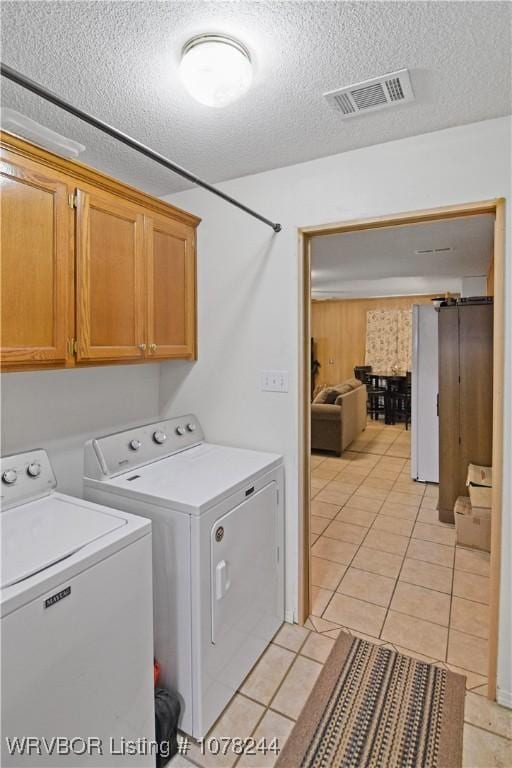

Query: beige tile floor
[309,421,491,682]
[171,623,511,767]
[171,421,511,767]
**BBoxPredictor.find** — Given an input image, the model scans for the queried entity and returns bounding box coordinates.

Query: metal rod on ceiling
[0,62,282,233]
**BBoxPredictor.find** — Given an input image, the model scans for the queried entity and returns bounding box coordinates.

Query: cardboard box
[467,464,492,487]
[468,484,493,508]
[466,463,492,510]
[454,495,491,552]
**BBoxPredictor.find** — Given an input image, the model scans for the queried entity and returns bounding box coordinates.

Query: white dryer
[0,450,155,767]
[84,415,284,739]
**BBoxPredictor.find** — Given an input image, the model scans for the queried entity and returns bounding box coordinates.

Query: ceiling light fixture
[180,34,252,108]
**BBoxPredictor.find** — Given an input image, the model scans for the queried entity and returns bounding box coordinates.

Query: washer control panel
[84,415,204,479]
[0,449,56,510]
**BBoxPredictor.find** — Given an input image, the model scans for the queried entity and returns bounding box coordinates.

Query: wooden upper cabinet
[0,132,200,371]
[0,152,73,367]
[75,189,146,361]
[145,214,196,359]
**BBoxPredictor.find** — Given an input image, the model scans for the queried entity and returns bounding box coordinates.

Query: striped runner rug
[276,632,465,768]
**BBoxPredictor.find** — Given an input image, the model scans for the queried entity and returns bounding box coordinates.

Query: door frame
[298,199,506,701]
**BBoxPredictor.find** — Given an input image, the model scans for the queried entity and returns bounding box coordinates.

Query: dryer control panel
[0,449,56,510]
[84,414,205,479]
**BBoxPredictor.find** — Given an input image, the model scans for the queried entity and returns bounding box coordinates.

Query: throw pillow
[312,388,331,404]
[323,387,341,404]
[344,377,363,390]
[312,384,326,401]
[313,387,340,404]
[335,383,353,395]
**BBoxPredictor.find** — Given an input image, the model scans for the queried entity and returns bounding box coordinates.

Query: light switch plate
[261,370,289,393]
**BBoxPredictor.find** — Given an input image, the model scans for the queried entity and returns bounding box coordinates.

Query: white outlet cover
[261,370,289,393]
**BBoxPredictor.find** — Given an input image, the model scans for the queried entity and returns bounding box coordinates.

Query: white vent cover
[324,69,414,118]
[414,247,455,255]
[1,108,86,157]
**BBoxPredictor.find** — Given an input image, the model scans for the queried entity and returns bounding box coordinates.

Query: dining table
[367,370,407,388]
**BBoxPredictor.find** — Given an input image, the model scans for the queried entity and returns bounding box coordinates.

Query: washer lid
[1,495,126,588]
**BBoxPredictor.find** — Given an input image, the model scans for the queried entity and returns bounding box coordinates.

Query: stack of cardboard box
[454,464,492,552]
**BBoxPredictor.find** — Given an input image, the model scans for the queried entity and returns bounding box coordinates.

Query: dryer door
[210,482,279,645]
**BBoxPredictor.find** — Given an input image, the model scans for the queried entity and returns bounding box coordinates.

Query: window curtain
[396,309,412,371]
[365,308,412,371]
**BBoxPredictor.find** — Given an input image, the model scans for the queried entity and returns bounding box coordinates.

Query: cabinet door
[438,306,461,521]
[145,214,196,359]
[76,189,145,361]
[459,304,493,469]
[1,152,73,366]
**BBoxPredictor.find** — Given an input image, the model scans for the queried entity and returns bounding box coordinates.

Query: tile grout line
[230,629,311,768]
[461,719,512,741]
[312,429,408,620]
[313,532,457,571]
[316,439,409,625]
[377,491,423,644]
[231,626,329,766]
[446,540,458,665]
[312,423,492,693]
[313,423,452,663]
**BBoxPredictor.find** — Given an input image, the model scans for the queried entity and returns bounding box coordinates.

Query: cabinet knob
[138,343,146,351]
[149,343,157,352]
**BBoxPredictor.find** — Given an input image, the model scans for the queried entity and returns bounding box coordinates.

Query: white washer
[1,450,155,767]
[84,415,284,739]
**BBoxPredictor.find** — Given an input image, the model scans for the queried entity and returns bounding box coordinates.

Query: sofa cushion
[330,378,362,393]
[344,377,363,390]
[311,403,342,420]
[321,387,341,404]
[313,377,362,404]
[313,385,344,404]
[312,385,328,402]
[312,387,330,404]
[312,384,324,401]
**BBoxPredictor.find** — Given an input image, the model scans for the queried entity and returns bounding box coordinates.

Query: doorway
[298,200,505,701]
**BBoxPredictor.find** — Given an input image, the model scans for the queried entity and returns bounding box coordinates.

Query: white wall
[311,275,463,299]
[0,364,160,495]
[161,116,512,703]
[461,275,487,297]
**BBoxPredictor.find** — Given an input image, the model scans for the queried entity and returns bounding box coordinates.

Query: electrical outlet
[261,370,289,393]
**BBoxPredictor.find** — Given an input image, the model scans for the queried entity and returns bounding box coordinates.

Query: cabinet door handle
[149,343,157,352]
[138,343,146,352]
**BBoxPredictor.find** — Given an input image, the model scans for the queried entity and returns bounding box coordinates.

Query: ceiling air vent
[415,247,455,255]
[324,69,414,118]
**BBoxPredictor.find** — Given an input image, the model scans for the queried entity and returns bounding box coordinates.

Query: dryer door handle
[215,560,231,600]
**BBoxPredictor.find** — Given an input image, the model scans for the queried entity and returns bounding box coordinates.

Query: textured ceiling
[1,1,511,196]
[311,214,494,297]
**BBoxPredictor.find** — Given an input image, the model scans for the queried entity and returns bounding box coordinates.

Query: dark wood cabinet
[438,304,493,522]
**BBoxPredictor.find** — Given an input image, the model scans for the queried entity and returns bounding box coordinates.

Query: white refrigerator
[411,304,439,483]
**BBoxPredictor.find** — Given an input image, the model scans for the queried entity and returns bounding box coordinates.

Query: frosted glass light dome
[180,35,252,108]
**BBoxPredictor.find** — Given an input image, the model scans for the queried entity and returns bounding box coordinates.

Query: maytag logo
[44,586,71,609]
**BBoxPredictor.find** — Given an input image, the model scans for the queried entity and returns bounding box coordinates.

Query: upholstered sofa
[311,378,367,456]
